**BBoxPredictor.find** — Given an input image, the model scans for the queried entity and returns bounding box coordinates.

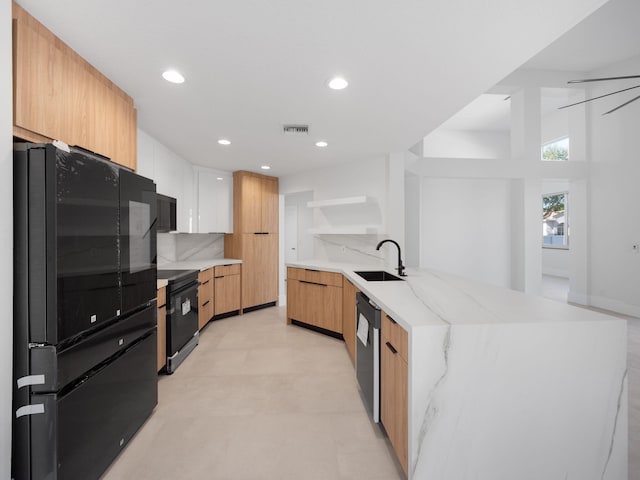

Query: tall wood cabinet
[225,171,279,310]
[12,3,137,170]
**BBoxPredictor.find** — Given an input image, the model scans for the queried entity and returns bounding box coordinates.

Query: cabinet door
[13,13,70,141]
[261,176,279,233]
[381,335,408,476]
[234,172,262,233]
[198,269,214,329]
[290,281,342,334]
[197,170,233,233]
[286,278,303,321]
[242,233,278,308]
[342,278,360,365]
[214,274,241,315]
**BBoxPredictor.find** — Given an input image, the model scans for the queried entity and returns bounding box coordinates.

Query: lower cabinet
[198,268,214,329]
[157,286,167,372]
[287,267,343,334]
[381,310,408,476]
[342,278,360,365]
[214,264,241,315]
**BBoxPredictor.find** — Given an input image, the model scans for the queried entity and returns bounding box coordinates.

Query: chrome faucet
[376,239,406,277]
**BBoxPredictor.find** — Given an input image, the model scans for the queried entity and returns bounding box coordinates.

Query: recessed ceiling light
[218,139,231,145]
[216,177,224,181]
[261,165,271,170]
[315,141,328,148]
[162,70,185,84]
[328,77,348,90]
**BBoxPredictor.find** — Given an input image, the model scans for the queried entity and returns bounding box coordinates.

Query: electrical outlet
[633,244,639,253]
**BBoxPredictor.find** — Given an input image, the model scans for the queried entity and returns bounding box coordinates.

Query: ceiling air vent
[282,124,309,136]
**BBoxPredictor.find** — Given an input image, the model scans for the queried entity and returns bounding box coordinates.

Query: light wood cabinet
[342,278,360,365]
[381,310,408,476]
[198,268,214,329]
[214,264,241,315]
[225,170,279,310]
[233,171,279,233]
[157,287,167,372]
[286,267,343,334]
[12,3,137,170]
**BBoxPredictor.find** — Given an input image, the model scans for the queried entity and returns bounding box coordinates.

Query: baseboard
[567,291,588,305]
[588,295,640,319]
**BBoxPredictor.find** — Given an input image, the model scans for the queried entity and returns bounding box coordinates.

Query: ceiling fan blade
[558,84,640,109]
[568,74,640,84]
[602,94,640,115]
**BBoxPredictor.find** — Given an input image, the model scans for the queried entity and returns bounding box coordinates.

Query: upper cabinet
[233,171,278,233]
[196,169,233,233]
[12,3,137,170]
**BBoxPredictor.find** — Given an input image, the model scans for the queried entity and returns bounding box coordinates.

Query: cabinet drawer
[287,267,343,287]
[198,268,213,284]
[157,286,166,308]
[215,263,241,277]
[382,311,408,362]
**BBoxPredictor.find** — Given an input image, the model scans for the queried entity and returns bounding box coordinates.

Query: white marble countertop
[287,260,623,331]
[157,279,168,290]
[158,258,242,272]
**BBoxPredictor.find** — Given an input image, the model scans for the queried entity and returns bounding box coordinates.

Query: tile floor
[542,274,640,480]
[101,307,404,480]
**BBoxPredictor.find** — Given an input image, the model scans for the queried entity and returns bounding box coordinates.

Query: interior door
[285,205,298,263]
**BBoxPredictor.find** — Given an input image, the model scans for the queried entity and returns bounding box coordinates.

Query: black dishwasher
[356,292,381,423]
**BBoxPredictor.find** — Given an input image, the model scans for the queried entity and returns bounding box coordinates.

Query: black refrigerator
[13,143,158,480]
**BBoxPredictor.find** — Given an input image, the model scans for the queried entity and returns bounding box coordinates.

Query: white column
[1,0,14,476]
[509,88,542,294]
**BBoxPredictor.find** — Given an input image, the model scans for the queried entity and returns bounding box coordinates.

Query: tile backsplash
[158,233,225,265]
[312,234,385,266]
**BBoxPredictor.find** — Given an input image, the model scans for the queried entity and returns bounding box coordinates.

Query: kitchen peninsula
[287,261,627,480]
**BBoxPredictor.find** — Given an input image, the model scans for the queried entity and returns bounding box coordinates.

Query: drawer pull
[386,342,398,354]
[202,300,210,307]
[215,275,224,279]
[386,314,397,324]
[300,280,327,287]
[254,232,269,235]
[201,280,210,286]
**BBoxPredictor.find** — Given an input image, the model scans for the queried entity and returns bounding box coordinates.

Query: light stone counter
[156,279,168,290]
[158,258,242,272]
[286,260,628,480]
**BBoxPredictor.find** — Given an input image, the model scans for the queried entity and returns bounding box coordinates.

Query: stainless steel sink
[354,271,404,282]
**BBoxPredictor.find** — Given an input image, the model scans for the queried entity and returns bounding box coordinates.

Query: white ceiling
[16,0,610,175]
[430,0,640,134]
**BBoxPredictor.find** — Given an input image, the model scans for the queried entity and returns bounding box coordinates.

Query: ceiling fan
[558,74,640,114]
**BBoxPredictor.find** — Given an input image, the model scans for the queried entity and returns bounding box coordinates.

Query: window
[542,192,568,248]
[541,137,569,161]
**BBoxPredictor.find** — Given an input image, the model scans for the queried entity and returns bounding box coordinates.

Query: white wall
[1,0,12,475]
[587,54,640,316]
[422,129,511,159]
[137,129,195,232]
[280,156,391,261]
[420,178,512,288]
